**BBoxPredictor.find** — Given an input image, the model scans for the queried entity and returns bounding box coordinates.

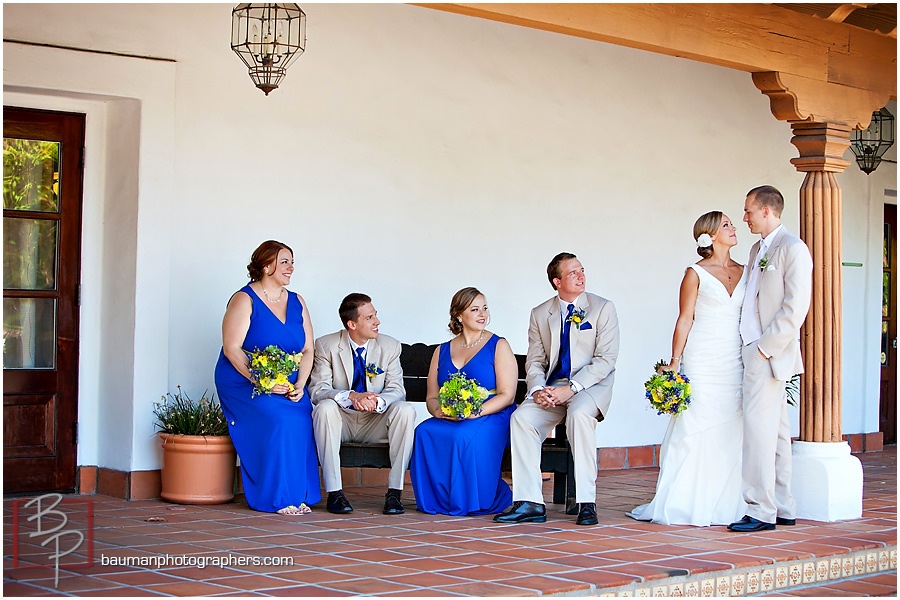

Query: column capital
[752,71,890,129]
[789,122,852,173]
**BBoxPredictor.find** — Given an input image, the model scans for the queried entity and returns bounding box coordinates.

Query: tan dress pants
[741,342,795,523]
[509,391,600,505]
[312,398,416,492]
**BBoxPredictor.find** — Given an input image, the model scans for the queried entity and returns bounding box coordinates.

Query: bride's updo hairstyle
[449,287,484,335]
[693,211,723,259]
[247,240,293,281]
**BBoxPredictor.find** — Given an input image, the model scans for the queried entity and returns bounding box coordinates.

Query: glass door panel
[3,297,57,369]
[3,137,61,372]
[3,138,59,212]
[3,217,59,290]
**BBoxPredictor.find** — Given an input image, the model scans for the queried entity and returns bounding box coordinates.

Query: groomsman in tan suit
[494,252,619,526]
[309,293,415,515]
[729,185,812,532]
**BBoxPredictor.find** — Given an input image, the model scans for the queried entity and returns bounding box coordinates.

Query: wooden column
[753,72,889,445]
[790,122,851,442]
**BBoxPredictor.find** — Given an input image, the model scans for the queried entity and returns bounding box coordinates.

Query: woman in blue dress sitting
[409,287,518,516]
[214,240,321,514]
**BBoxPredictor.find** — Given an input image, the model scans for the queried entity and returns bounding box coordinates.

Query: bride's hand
[657,360,679,374]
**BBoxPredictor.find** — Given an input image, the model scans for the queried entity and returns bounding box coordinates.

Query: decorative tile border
[603,546,897,598]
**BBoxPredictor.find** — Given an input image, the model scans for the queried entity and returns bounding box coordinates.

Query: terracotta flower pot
[158,433,237,504]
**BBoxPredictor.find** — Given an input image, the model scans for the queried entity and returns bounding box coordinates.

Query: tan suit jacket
[525,292,619,417]
[745,229,813,381]
[309,331,405,406]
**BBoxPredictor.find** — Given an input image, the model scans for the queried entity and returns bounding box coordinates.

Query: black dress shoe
[727,515,775,532]
[493,501,547,523]
[326,490,353,514]
[776,517,796,526]
[576,502,598,526]
[383,489,405,515]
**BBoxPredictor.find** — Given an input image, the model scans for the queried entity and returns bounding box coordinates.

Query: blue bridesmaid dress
[214,285,321,512]
[409,334,515,515]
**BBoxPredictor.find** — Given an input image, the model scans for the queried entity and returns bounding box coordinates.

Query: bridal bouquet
[246,345,303,397]
[439,372,493,420]
[644,360,692,416]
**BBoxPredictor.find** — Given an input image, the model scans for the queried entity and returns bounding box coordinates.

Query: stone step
[590,546,897,597]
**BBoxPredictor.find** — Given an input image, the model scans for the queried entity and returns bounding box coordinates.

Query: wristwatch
[568,381,579,394]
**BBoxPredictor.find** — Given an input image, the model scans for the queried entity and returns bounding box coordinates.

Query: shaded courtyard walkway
[4,447,896,597]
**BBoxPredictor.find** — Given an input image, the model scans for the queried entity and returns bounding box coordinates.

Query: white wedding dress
[628,264,747,526]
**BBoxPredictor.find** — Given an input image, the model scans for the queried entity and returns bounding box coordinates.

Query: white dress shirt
[740,224,784,358]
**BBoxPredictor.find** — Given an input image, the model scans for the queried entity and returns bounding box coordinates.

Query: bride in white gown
[628,211,747,526]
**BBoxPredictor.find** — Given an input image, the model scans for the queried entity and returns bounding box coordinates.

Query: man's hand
[534,385,575,408]
[349,391,379,412]
[544,385,575,406]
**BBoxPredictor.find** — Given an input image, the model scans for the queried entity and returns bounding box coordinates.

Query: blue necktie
[352,347,366,393]
[548,304,574,383]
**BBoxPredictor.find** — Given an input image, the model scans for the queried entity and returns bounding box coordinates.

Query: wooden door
[3,107,84,493]
[881,203,897,445]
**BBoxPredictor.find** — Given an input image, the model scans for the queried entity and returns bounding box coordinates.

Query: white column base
[791,440,863,522]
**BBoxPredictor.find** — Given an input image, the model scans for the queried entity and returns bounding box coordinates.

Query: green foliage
[153,387,229,436]
[786,374,800,407]
[3,138,59,212]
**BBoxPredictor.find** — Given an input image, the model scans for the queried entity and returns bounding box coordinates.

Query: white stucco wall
[3,3,894,472]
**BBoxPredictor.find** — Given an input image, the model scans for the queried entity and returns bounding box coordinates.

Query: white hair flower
[696,233,713,248]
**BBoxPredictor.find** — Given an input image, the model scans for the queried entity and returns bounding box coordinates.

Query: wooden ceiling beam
[824,4,863,24]
[415,3,896,99]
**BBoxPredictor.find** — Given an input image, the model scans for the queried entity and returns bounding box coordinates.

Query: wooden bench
[339,342,577,512]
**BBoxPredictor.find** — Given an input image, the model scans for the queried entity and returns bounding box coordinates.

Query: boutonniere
[365,363,384,380]
[757,254,769,270]
[566,308,592,330]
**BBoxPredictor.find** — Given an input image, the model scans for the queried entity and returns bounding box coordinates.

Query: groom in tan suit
[309,293,415,516]
[494,252,619,526]
[729,185,812,532]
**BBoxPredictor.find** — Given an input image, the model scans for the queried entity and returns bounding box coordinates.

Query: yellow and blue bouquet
[246,345,303,397]
[439,372,493,420]
[644,360,692,416]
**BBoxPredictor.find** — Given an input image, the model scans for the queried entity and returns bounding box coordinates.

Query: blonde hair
[693,211,723,259]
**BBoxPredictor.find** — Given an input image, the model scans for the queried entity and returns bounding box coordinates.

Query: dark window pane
[3,297,57,369]
[3,217,58,290]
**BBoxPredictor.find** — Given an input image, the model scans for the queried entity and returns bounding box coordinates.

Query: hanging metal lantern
[850,107,895,174]
[231,4,306,96]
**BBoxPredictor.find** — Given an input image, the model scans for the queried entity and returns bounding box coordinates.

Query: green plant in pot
[154,387,229,436]
[154,387,236,504]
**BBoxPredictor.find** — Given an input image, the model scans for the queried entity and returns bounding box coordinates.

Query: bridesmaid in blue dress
[214,240,321,514]
[410,287,519,516]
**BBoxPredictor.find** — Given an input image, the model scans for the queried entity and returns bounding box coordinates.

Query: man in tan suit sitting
[310,293,415,515]
[494,252,620,526]
[729,185,812,532]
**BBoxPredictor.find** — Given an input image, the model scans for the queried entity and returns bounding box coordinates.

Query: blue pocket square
[579,322,592,330]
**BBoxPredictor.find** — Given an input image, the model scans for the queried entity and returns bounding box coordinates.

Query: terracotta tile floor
[4,447,895,597]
